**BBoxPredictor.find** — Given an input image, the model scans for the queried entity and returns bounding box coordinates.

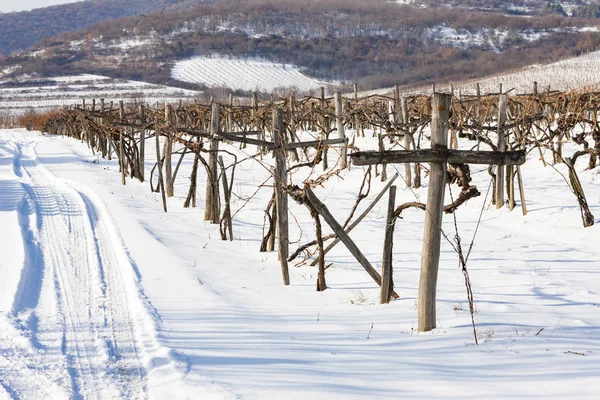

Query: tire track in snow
[1,137,147,399]
[0,134,70,399]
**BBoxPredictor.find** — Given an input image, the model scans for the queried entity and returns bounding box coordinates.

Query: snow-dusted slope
[464,49,600,94]
[360,48,600,98]
[172,57,329,93]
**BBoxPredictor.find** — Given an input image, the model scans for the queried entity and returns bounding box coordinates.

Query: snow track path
[0,134,147,399]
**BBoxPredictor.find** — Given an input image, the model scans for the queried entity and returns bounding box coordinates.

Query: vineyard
[171,56,329,93]
[1,82,599,398]
[41,85,600,333]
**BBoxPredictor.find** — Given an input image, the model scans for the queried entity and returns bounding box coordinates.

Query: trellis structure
[42,85,599,332]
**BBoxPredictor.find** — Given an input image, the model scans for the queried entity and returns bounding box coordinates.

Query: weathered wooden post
[320,86,328,170]
[380,185,396,304]
[418,92,451,332]
[334,92,347,169]
[154,127,167,213]
[227,93,233,133]
[353,83,363,137]
[252,92,260,153]
[119,100,126,186]
[164,103,174,197]
[138,104,145,182]
[272,108,290,285]
[401,96,412,188]
[205,102,221,224]
[495,94,507,208]
[218,155,234,241]
[288,94,299,162]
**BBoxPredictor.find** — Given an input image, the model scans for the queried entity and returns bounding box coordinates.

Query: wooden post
[218,156,234,241]
[476,83,481,151]
[108,101,114,160]
[138,104,145,182]
[252,92,260,153]
[273,108,290,285]
[380,185,396,304]
[320,86,328,170]
[164,104,174,197]
[353,83,363,137]
[288,94,299,162]
[155,127,167,212]
[205,103,221,224]
[401,96,412,188]
[495,94,507,208]
[227,93,233,133]
[119,100,126,185]
[418,92,451,332]
[334,92,347,169]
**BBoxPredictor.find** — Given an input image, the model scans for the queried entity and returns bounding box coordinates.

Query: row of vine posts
[42,82,599,335]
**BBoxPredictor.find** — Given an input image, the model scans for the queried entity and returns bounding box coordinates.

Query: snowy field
[171,57,329,93]
[0,75,201,113]
[0,126,599,399]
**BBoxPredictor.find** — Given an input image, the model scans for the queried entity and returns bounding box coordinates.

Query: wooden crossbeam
[304,185,400,299]
[350,148,526,166]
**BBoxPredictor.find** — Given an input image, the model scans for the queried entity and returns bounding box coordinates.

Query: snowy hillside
[0,121,598,398]
[171,57,331,93]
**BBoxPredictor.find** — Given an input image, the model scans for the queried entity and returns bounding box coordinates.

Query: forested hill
[2,0,600,91]
[0,0,202,55]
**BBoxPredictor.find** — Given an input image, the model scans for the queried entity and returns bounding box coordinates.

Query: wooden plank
[304,185,399,299]
[350,149,526,166]
[310,173,399,267]
[380,185,396,304]
[418,92,451,332]
[283,137,347,150]
[273,108,290,285]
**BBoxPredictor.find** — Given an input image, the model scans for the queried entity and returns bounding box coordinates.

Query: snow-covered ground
[172,56,331,93]
[0,126,599,399]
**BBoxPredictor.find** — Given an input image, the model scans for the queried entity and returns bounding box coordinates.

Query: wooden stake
[154,128,167,213]
[119,100,126,186]
[401,96,412,188]
[418,92,451,332]
[164,104,174,197]
[273,108,290,285]
[380,185,396,304]
[218,155,234,241]
[138,104,145,182]
[205,103,221,223]
[334,92,347,169]
[495,94,507,208]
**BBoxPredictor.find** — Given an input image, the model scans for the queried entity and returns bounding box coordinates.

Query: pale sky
[0,0,83,13]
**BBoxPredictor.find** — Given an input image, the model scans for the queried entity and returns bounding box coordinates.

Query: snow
[0,74,201,113]
[0,124,599,398]
[171,56,330,93]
